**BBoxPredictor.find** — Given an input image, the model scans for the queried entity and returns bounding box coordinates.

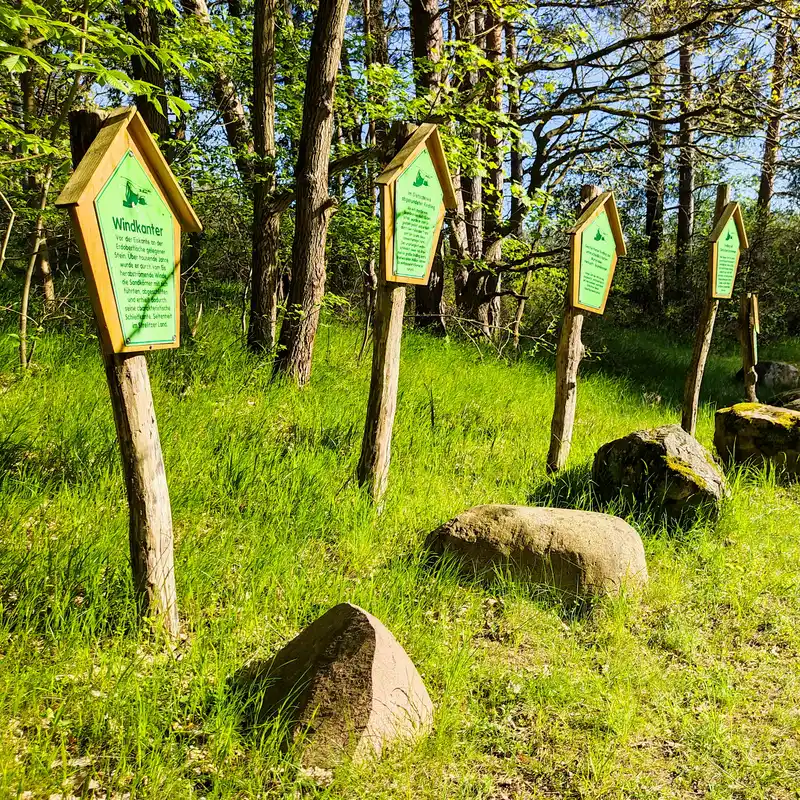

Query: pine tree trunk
[460,10,482,264]
[20,49,57,310]
[122,0,169,140]
[751,15,790,284]
[248,0,281,352]
[645,28,666,309]
[477,10,504,337]
[180,0,254,181]
[676,32,694,292]
[410,0,447,333]
[273,0,349,386]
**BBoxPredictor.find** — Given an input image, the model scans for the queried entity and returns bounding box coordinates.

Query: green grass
[1,312,799,799]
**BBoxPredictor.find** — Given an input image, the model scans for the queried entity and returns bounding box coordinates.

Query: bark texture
[410,0,447,333]
[676,33,694,288]
[645,26,666,308]
[247,0,281,351]
[273,0,349,385]
[122,0,169,140]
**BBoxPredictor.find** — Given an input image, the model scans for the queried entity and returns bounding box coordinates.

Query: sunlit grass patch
[1,313,799,797]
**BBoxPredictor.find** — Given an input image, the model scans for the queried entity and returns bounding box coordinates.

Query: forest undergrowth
[0,313,798,799]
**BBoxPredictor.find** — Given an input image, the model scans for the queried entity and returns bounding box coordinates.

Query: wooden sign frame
[56,108,202,354]
[375,124,457,286]
[568,191,626,314]
[709,201,748,300]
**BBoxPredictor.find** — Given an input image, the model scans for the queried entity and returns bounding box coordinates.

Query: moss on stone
[726,402,800,430]
[664,455,708,490]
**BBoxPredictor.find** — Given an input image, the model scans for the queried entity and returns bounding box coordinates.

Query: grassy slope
[1,314,799,799]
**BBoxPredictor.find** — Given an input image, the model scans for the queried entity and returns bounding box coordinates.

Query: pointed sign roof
[709,202,748,249]
[376,123,457,209]
[56,107,202,233]
[568,191,627,256]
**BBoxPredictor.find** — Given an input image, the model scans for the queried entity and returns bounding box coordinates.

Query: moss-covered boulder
[592,424,728,520]
[714,403,800,474]
[426,505,647,598]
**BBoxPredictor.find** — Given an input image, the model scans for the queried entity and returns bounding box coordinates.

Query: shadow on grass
[576,324,745,410]
[0,426,117,490]
[527,463,598,511]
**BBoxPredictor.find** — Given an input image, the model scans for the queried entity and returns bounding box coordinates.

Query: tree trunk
[20,48,57,311]
[676,32,694,291]
[273,0,349,386]
[360,0,388,344]
[480,11,504,336]
[248,0,281,352]
[506,22,523,240]
[645,26,666,308]
[180,0,254,180]
[122,0,169,140]
[410,0,447,333]
[751,14,790,284]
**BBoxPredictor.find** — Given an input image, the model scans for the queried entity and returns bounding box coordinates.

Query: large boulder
[737,361,800,393]
[426,505,647,598]
[714,402,800,474]
[592,424,728,520]
[769,388,800,412]
[235,603,432,768]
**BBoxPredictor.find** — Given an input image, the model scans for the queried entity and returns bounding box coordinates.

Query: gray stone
[236,603,432,768]
[592,424,728,520]
[737,361,800,393]
[426,504,647,598]
[714,402,800,474]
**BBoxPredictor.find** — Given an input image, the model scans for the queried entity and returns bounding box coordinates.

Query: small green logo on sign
[94,151,176,346]
[714,215,739,298]
[578,209,616,311]
[393,148,443,280]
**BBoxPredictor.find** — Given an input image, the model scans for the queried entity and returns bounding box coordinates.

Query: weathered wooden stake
[357,281,407,502]
[357,124,415,503]
[546,184,601,474]
[739,292,758,402]
[69,110,179,637]
[681,183,730,436]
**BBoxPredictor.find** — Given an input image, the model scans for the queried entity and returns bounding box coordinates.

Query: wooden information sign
[56,107,202,353]
[709,202,748,299]
[55,108,203,638]
[376,124,456,285]
[569,192,626,314]
[681,184,747,435]
[358,123,455,504]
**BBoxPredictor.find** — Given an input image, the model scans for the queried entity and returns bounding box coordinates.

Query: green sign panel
[714,215,740,298]
[95,151,177,346]
[577,209,616,311]
[393,148,443,280]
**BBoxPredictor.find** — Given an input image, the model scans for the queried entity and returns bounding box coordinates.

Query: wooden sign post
[357,124,456,502]
[56,108,202,637]
[681,184,748,435]
[739,292,759,402]
[546,186,626,474]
